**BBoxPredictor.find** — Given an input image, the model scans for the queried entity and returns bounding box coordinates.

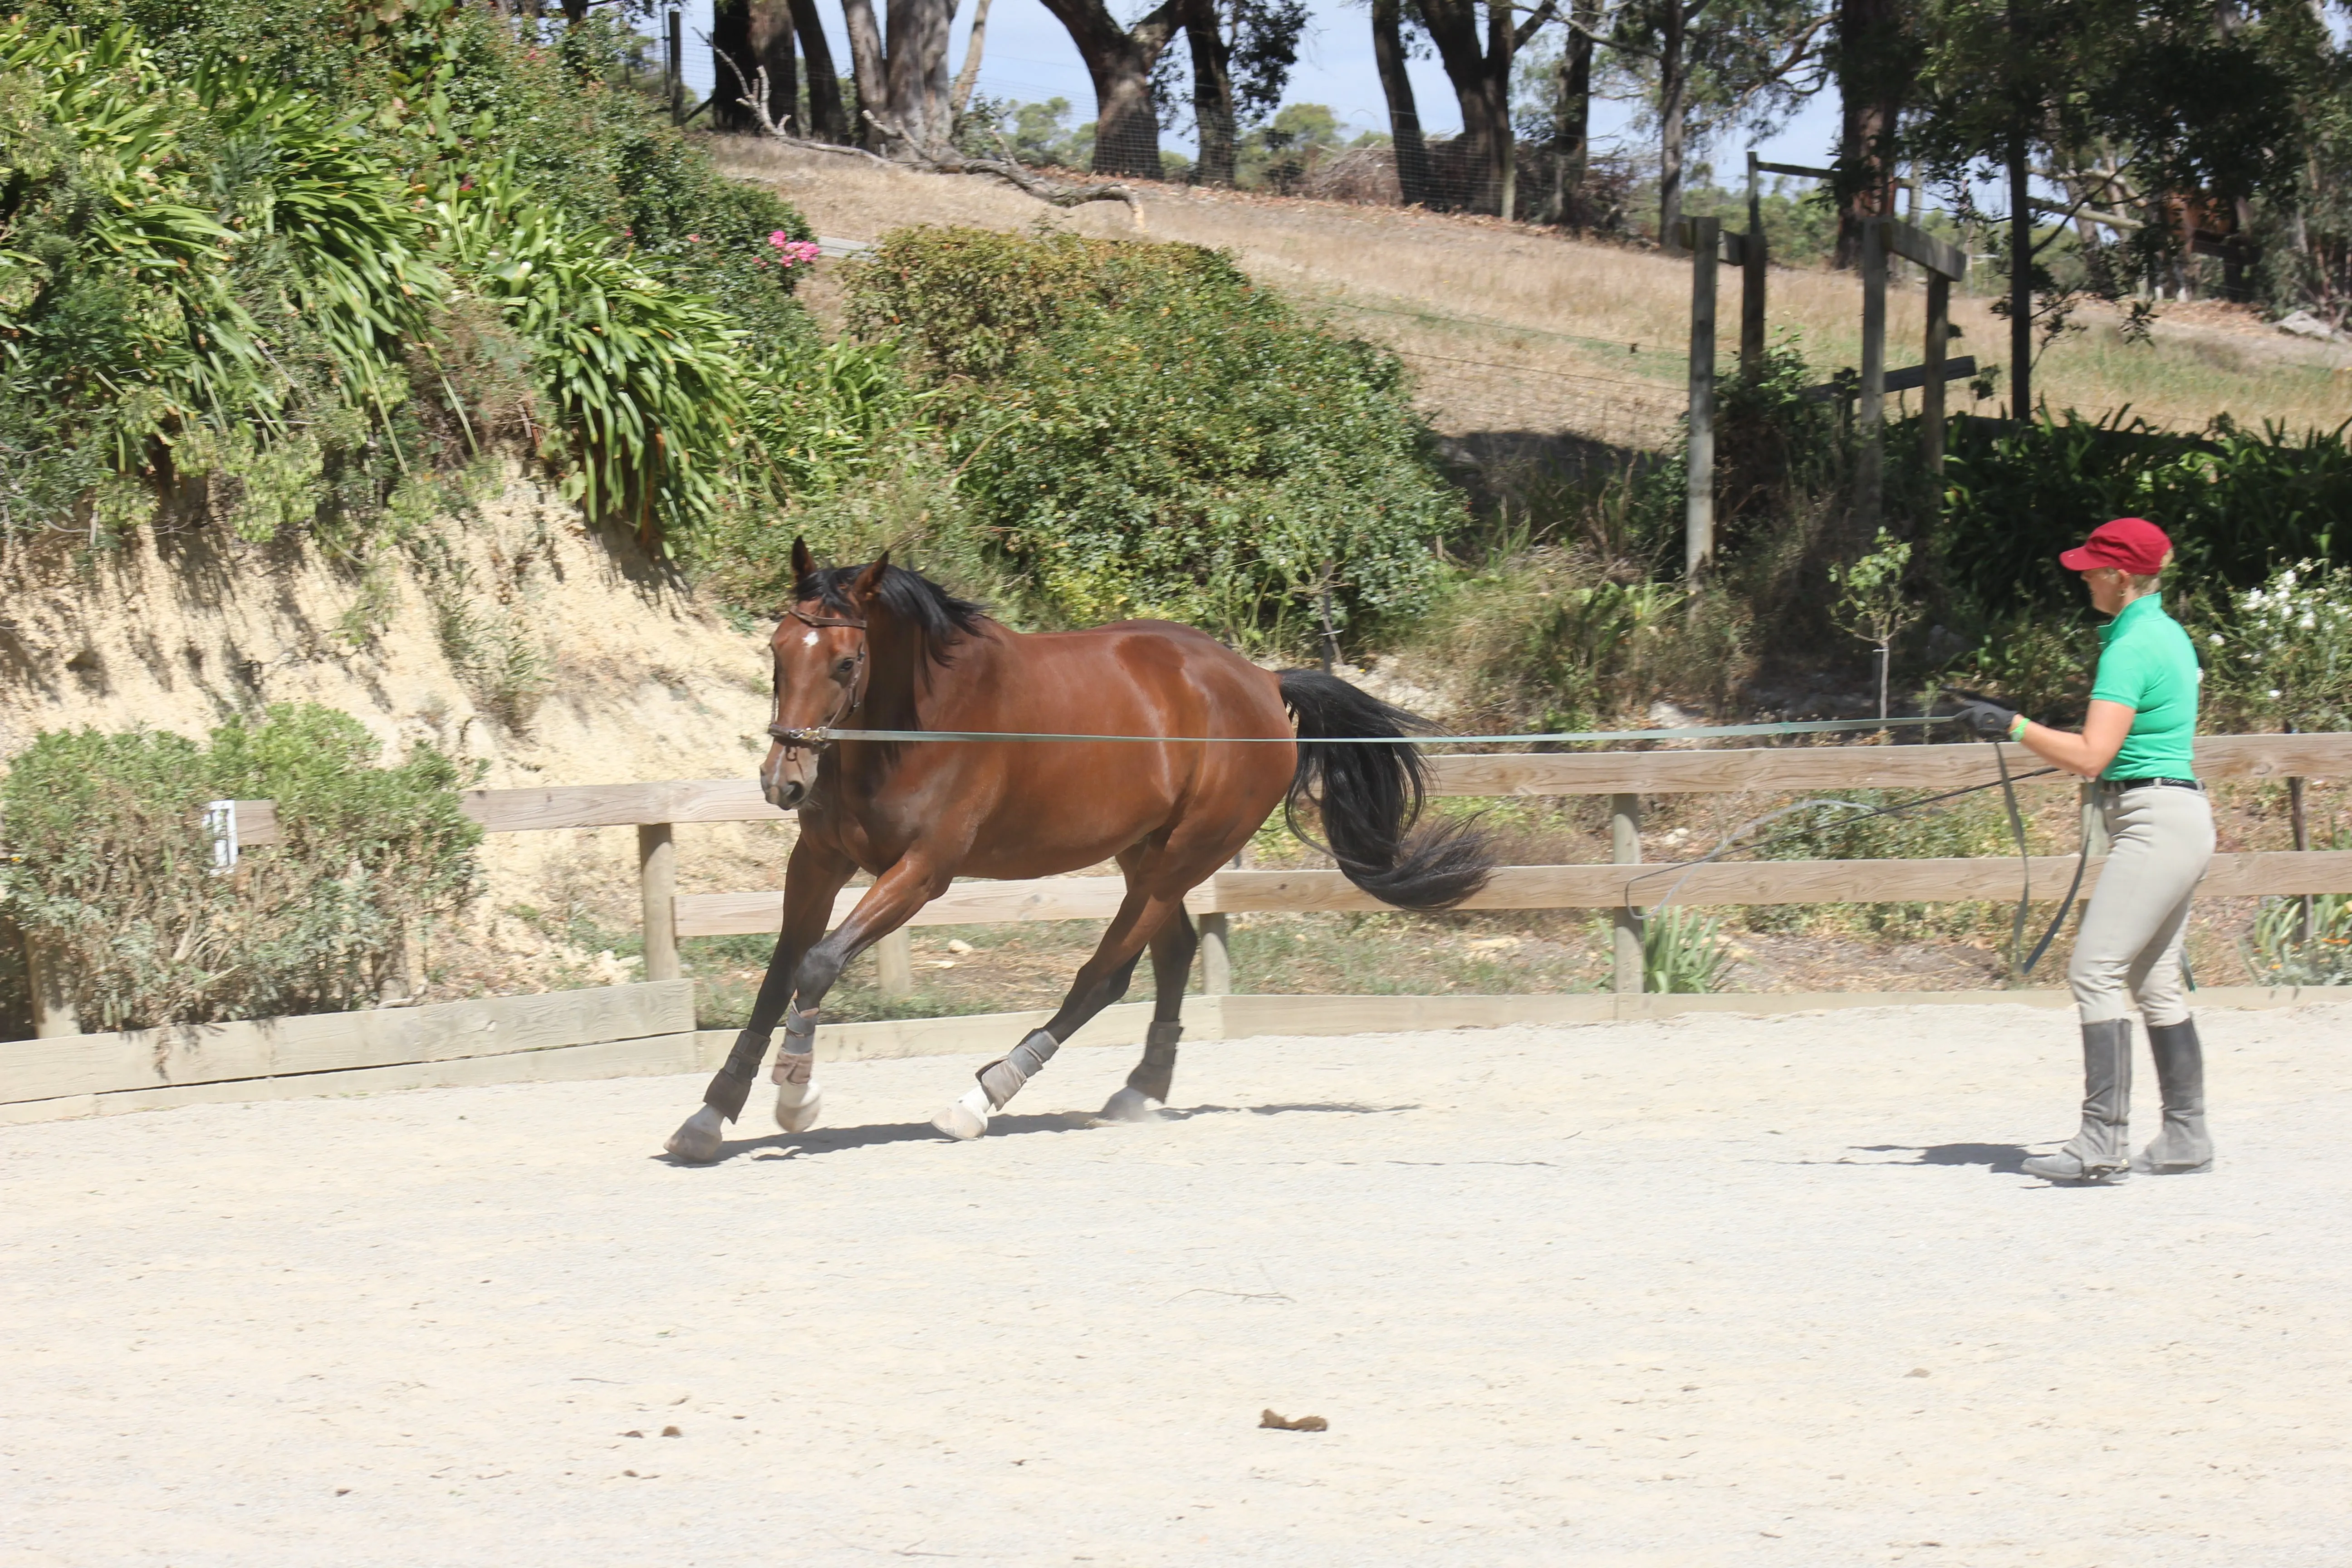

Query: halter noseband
[767,604,869,750]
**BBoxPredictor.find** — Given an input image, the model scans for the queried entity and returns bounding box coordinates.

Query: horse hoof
[665,1104,725,1163]
[774,1082,823,1133]
[933,1085,991,1141]
[1099,1086,1166,1123]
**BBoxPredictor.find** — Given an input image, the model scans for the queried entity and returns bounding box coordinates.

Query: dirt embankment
[0,471,789,997]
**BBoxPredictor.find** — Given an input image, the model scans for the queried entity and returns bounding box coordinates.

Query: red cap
[2059,517,2173,575]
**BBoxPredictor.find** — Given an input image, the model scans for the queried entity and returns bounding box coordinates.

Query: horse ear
[850,552,891,606]
[790,537,816,589]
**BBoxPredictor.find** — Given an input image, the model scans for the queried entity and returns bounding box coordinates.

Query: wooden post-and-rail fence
[52,731,2338,1040]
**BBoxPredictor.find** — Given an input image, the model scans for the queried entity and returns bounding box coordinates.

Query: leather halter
[767,604,869,750]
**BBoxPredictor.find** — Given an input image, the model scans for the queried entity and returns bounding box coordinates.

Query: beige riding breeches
[2068,783,2216,1027]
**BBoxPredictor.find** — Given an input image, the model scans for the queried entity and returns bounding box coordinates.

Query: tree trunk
[1419,0,1521,216]
[1657,0,1687,246]
[1832,0,1906,269]
[841,0,889,148]
[753,2,799,132]
[711,2,795,134]
[951,0,993,118]
[712,2,750,132]
[1542,0,1596,225]
[2009,131,2033,418]
[885,0,955,147]
[1371,0,1433,207]
[1189,8,1238,187]
[791,0,851,142]
[1036,0,1181,178]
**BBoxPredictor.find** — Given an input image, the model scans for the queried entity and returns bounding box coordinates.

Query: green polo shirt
[2089,595,2200,780]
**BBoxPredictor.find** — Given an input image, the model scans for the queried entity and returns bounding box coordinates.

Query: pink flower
[764,232,822,270]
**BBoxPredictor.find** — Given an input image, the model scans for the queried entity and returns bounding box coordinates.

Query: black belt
[2100,776,2202,793]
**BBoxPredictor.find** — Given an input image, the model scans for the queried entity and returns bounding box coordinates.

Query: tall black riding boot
[2136,1018,2214,1174]
[2023,1019,2133,1184]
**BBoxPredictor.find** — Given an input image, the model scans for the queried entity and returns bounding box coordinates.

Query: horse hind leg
[934,908,1166,1140]
[1102,910,1198,1122]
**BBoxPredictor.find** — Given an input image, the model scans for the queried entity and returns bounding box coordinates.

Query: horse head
[760,539,884,809]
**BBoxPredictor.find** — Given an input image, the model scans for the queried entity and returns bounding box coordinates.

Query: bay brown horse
[665,541,1489,1161]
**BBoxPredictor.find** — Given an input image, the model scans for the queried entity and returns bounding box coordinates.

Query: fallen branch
[863,112,1142,220]
[707,48,1144,225]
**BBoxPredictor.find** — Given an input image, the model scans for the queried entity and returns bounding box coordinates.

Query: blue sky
[668,0,1845,181]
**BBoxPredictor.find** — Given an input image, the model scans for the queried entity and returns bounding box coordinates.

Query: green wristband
[2007,712,2029,741]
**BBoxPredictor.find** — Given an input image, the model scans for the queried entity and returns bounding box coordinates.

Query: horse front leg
[666,837,855,1163]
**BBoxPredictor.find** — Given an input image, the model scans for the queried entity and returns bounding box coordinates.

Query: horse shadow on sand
[657,1101,1416,1166]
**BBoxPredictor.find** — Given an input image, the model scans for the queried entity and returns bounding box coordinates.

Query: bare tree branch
[710,48,896,162]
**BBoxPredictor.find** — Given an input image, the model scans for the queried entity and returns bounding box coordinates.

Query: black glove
[1942,687,2021,740]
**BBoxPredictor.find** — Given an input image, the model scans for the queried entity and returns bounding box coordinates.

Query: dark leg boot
[2136,1019,2214,1174]
[2023,1019,2133,1184]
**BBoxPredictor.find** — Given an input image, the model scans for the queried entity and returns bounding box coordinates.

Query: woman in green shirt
[1951,518,2217,1183]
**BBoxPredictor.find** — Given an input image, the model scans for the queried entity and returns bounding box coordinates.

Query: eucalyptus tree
[1369,0,1437,205]
[1155,0,1308,186]
[840,0,956,152]
[1418,0,1561,215]
[1600,0,1829,245]
[1907,0,2303,415]
[1828,0,1921,265]
[1036,0,1188,176]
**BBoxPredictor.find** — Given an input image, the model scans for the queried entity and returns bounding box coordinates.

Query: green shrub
[0,703,481,1031]
[1,9,816,553]
[842,226,1466,645]
[1940,410,2352,612]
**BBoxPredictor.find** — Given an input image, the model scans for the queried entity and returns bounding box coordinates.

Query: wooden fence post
[1198,912,1233,996]
[638,823,680,983]
[1856,219,1887,536]
[875,930,915,998]
[2290,772,2314,944]
[26,935,80,1039]
[1684,216,1720,586]
[1611,794,1643,994]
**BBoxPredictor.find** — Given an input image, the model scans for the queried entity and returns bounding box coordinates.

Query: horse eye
[834,658,856,676]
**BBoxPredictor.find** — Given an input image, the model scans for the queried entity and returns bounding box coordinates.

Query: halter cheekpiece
[768,603,869,749]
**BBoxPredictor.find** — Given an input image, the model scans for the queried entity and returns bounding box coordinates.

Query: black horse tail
[1277,669,1491,911]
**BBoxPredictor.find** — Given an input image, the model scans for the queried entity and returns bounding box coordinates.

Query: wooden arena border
[167,732,2352,1014]
[6,983,2346,1127]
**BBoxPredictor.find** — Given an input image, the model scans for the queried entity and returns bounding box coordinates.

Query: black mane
[795,562,990,665]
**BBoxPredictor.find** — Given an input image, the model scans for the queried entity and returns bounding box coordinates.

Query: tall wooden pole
[1741,153,1768,373]
[1922,271,1950,478]
[1686,216,1720,585]
[1856,218,1887,536]
[666,8,685,124]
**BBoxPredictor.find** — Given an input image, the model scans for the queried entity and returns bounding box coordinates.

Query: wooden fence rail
[138,732,2350,1032]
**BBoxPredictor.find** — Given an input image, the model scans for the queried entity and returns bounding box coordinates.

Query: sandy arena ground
[5,1003,2350,1566]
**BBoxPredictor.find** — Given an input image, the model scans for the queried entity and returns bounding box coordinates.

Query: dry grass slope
[718,138,2352,448]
